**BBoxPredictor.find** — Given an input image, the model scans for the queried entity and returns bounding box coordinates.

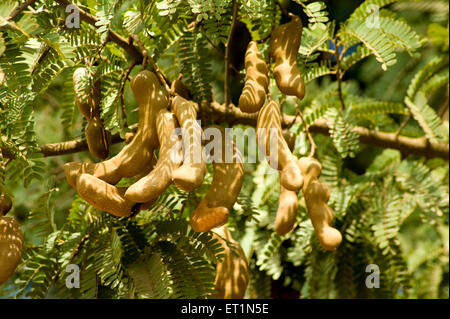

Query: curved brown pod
[256,99,303,192]
[171,95,207,192]
[124,109,182,203]
[297,157,342,251]
[212,226,249,299]
[238,41,269,113]
[76,173,136,217]
[64,70,168,187]
[0,216,23,284]
[269,15,305,100]
[190,126,244,232]
[85,117,110,160]
[0,192,12,216]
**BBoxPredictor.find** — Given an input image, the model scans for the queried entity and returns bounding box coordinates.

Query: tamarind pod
[269,15,305,100]
[85,117,110,160]
[64,70,168,187]
[256,100,303,192]
[171,77,190,100]
[0,192,12,216]
[0,216,23,284]
[283,130,296,152]
[171,95,206,192]
[275,184,298,236]
[73,68,94,119]
[125,109,183,203]
[298,157,342,251]
[76,173,136,217]
[238,41,269,113]
[190,126,244,232]
[212,226,249,299]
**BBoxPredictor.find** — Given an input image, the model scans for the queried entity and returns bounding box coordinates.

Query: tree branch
[5,0,37,21]
[33,102,449,159]
[53,0,143,63]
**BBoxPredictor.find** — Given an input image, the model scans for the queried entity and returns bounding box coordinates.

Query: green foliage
[0,0,448,300]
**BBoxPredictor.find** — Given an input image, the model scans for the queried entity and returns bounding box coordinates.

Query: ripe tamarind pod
[64,70,168,187]
[0,192,12,216]
[73,68,95,119]
[125,109,182,203]
[269,15,305,100]
[171,77,190,100]
[212,226,249,299]
[76,173,136,217]
[298,157,342,251]
[190,126,244,232]
[171,95,206,192]
[283,130,296,152]
[85,117,110,160]
[256,99,303,192]
[238,41,269,113]
[275,184,298,236]
[0,216,23,284]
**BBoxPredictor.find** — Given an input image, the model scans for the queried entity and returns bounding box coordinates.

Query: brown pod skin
[85,117,110,160]
[76,173,136,217]
[283,130,296,152]
[171,95,207,192]
[269,15,305,100]
[73,68,94,119]
[275,184,298,236]
[64,71,168,187]
[212,226,249,299]
[256,100,303,192]
[238,41,269,113]
[171,77,190,100]
[298,157,342,251]
[0,192,12,216]
[0,216,23,284]
[190,126,244,232]
[125,109,183,203]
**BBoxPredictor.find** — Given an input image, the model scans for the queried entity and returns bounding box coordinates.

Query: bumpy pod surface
[298,157,342,250]
[0,192,12,216]
[170,77,190,100]
[85,117,110,160]
[125,109,183,203]
[190,126,244,232]
[64,70,168,187]
[76,173,136,217]
[0,216,23,284]
[212,226,249,299]
[238,41,269,113]
[73,68,97,119]
[171,95,206,192]
[269,15,305,100]
[256,99,303,192]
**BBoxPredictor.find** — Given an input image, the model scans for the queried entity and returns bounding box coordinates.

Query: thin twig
[204,33,241,76]
[130,34,172,95]
[395,114,411,138]
[224,0,239,108]
[5,0,37,21]
[275,0,290,17]
[119,61,138,128]
[333,39,346,110]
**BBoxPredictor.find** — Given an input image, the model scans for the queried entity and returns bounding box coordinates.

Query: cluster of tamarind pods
[0,14,342,298]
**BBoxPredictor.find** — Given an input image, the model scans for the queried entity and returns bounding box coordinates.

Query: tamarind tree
[0,0,448,299]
